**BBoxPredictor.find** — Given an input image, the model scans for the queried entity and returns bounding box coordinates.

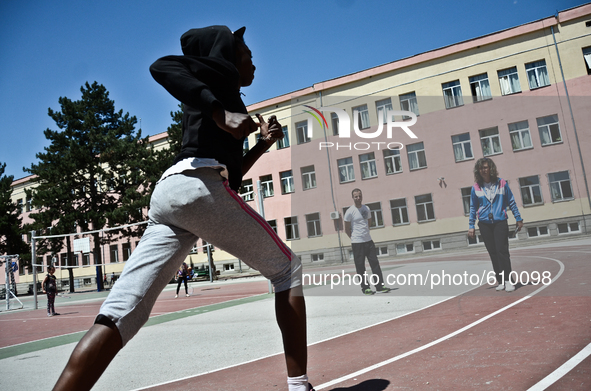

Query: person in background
[42,265,59,317]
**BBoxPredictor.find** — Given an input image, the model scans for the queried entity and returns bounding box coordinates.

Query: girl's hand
[256,114,283,144]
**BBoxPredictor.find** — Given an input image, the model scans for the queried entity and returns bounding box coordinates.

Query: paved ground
[0,237,589,391]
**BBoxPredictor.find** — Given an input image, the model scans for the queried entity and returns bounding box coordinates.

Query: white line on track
[314,256,565,390]
[527,342,591,390]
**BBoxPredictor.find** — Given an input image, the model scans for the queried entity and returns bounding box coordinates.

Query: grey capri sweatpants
[98,168,302,346]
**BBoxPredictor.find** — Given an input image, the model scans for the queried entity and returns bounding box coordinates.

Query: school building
[6,4,591,290]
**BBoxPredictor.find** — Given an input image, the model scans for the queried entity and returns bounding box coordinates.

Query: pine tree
[25,82,157,291]
[0,162,30,258]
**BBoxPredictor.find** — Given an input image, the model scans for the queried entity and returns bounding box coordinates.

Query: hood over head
[180,25,246,64]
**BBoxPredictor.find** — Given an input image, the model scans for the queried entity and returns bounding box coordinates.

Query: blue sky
[0,0,584,180]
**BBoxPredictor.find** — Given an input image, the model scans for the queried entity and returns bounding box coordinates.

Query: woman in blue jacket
[468,158,524,292]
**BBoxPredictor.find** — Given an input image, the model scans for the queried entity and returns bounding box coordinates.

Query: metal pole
[257,181,273,294]
[206,244,213,283]
[31,230,38,310]
[5,258,8,311]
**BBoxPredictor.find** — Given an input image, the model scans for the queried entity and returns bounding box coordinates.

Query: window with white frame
[583,47,591,75]
[224,263,235,271]
[338,157,355,183]
[407,142,427,170]
[383,148,402,174]
[331,112,339,136]
[83,254,90,266]
[311,253,324,262]
[557,222,580,234]
[243,138,250,154]
[469,73,492,102]
[399,92,419,119]
[360,152,378,179]
[240,179,254,201]
[525,60,550,89]
[461,187,472,215]
[519,176,543,206]
[468,233,484,245]
[548,171,573,202]
[537,115,562,146]
[306,213,322,237]
[451,133,474,162]
[366,202,384,228]
[396,243,414,254]
[390,198,409,225]
[508,120,533,151]
[423,240,441,251]
[375,98,393,124]
[110,245,119,263]
[479,127,502,156]
[415,194,435,222]
[296,120,311,144]
[353,104,370,129]
[260,174,274,198]
[301,165,317,190]
[442,80,463,109]
[277,125,290,149]
[527,226,549,237]
[285,216,299,240]
[498,67,521,95]
[16,198,23,214]
[377,246,388,256]
[267,219,278,234]
[190,242,199,253]
[122,243,131,261]
[280,170,294,194]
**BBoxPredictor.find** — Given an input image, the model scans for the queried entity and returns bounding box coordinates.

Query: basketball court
[0,237,589,390]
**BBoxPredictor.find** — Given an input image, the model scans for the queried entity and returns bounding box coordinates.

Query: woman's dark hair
[473,157,499,186]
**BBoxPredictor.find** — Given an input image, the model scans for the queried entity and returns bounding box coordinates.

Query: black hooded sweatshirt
[150,26,247,191]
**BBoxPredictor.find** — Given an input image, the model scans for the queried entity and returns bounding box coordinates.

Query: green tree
[0,163,30,258]
[25,82,157,292]
[147,104,183,182]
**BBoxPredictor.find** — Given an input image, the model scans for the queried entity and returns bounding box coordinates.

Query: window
[519,176,543,206]
[260,174,274,198]
[377,246,388,256]
[390,198,409,225]
[83,254,90,266]
[240,179,254,201]
[301,165,317,190]
[557,222,580,234]
[359,152,378,179]
[280,170,294,194]
[285,217,299,240]
[452,133,474,162]
[415,194,435,222]
[311,253,324,262]
[548,171,573,202]
[366,202,384,228]
[508,120,533,151]
[537,115,562,146]
[122,243,132,261]
[353,104,370,129]
[479,127,502,156]
[583,47,591,75]
[338,157,355,183]
[468,233,484,245]
[461,187,472,215]
[525,60,550,89]
[527,226,549,237]
[442,80,463,109]
[16,198,23,214]
[423,240,441,251]
[60,253,68,268]
[399,92,419,119]
[224,263,235,271]
[396,243,414,254]
[498,67,521,95]
[267,219,278,234]
[296,120,311,144]
[190,242,199,254]
[375,98,393,124]
[383,148,402,174]
[407,142,427,170]
[243,138,250,154]
[110,245,119,263]
[306,213,322,237]
[331,113,340,136]
[26,196,32,212]
[469,73,492,102]
[277,126,290,149]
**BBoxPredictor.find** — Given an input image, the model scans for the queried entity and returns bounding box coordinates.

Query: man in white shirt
[344,189,390,295]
